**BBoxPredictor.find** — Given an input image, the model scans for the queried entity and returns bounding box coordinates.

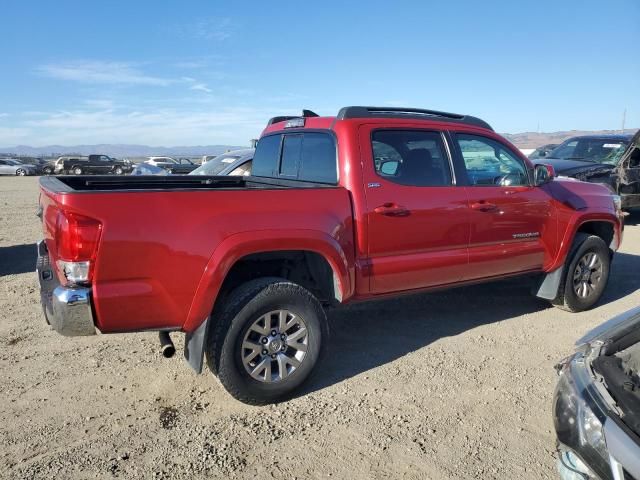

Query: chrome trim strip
[440,131,457,186]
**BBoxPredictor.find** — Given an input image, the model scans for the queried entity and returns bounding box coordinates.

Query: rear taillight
[55,212,102,285]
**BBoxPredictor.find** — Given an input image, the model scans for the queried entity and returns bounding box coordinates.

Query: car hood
[576,306,640,353]
[540,158,614,175]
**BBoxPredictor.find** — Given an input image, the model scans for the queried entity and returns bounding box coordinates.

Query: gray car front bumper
[36,240,96,336]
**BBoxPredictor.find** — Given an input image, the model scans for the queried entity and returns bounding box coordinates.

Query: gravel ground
[1,176,639,480]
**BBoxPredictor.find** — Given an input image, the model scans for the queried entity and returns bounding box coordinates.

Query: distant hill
[1,128,638,157]
[0,144,246,158]
[503,128,638,149]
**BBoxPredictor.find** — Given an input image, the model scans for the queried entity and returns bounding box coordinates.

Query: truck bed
[38,175,355,333]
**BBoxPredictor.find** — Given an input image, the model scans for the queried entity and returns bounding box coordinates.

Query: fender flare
[549,213,620,272]
[182,229,354,333]
[537,212,620,300]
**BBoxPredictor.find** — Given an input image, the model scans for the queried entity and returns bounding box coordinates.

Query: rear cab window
[252,131,337,184]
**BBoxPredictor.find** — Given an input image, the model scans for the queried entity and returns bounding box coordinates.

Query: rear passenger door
[360,126,471,294]
[452,132,552,279]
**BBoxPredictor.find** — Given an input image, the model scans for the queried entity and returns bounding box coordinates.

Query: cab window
[455,134,529,186]
[371,130,452,186]
[252,132,337,184]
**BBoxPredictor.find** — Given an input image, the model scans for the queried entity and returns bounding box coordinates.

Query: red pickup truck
[37,106,624,404]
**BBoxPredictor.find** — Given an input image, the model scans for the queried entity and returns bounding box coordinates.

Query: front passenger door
[453,133,554,280]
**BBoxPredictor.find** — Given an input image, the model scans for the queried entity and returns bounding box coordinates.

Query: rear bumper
[36,240,96,336]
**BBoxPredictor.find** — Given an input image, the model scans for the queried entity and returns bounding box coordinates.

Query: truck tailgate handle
[470,201,498,212]
[374,203,410,217]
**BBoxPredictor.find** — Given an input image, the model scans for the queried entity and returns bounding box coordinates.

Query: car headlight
[554,355,610,479]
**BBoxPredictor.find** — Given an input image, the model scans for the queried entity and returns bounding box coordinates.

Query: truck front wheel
[206,278,327,405]
[552,235,611,312]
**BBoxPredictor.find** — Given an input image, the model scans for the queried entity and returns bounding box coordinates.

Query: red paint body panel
[39,115,624,334]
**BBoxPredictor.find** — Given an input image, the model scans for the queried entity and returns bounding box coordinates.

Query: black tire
[552,234,611,312]
[114,166,124,175]
[72,166,83,175]
[16,168,26,176]
[206,277,327,405]
[43,167,53,175]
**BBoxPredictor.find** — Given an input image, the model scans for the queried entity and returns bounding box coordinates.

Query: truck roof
[262,106,493,136]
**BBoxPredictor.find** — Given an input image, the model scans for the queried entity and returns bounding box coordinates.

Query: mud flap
[535,266,564,300]
[535,232,591,301]
[184,316,209,374]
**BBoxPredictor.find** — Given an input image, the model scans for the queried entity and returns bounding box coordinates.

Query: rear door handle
[374,203,410,217]
[470,201,498,212]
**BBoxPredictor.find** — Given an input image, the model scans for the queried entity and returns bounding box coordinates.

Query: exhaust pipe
[159,331,175,358]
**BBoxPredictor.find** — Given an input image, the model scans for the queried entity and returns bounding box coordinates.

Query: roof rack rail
[267,109,320,126]
[336,106,493,131]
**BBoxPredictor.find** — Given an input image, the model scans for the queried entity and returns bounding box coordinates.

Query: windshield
[548,138,629,164]
[190,155,241,175]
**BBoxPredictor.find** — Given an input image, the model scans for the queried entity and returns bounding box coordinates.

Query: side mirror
[380,160,399,175]
[534,163,555,186]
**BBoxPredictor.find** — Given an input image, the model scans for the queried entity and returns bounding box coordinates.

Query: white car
[145,156,178,167]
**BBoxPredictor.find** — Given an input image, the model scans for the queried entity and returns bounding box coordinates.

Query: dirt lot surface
[1,177,639,480]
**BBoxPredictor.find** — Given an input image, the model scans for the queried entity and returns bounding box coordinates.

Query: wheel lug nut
[261,337,268,344]
[281,345,286,351]
[280,334,286,340]
[271,330,277,336]
[271,354,277,359]
[262,349,268,355]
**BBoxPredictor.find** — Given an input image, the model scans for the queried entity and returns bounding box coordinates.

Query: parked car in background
[536,132,640,209]
[528,143,559,160]
[54,155,132,175]
[190,149,254,176]
[0,158,38,176]
[554,306,640,480]
[145,156,198,174]
[130,163,169,176]
[42,161,56,175]
[13,157,49,173]
[36,106,624,405]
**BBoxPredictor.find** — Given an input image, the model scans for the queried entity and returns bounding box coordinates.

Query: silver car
[189,148,254,177]
[554,306,640,480]
[0,158,37,176]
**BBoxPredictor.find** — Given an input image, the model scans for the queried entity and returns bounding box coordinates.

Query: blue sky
[1,0,638,146]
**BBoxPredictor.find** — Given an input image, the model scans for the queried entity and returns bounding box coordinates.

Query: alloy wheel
[241,309,308,383]
[572,251,603,299]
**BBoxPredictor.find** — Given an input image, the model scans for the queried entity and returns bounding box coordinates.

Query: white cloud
[17,105,279,146]
[38,61,172,86]
[190,83,212,94]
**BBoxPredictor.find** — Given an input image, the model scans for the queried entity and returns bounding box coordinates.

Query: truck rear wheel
[206,277,327,405]
[72,166,83,175]
[552,235,610,312]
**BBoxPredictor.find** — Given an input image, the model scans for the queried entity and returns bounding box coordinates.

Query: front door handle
[374,203,410,217]
[470,201,498,212]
